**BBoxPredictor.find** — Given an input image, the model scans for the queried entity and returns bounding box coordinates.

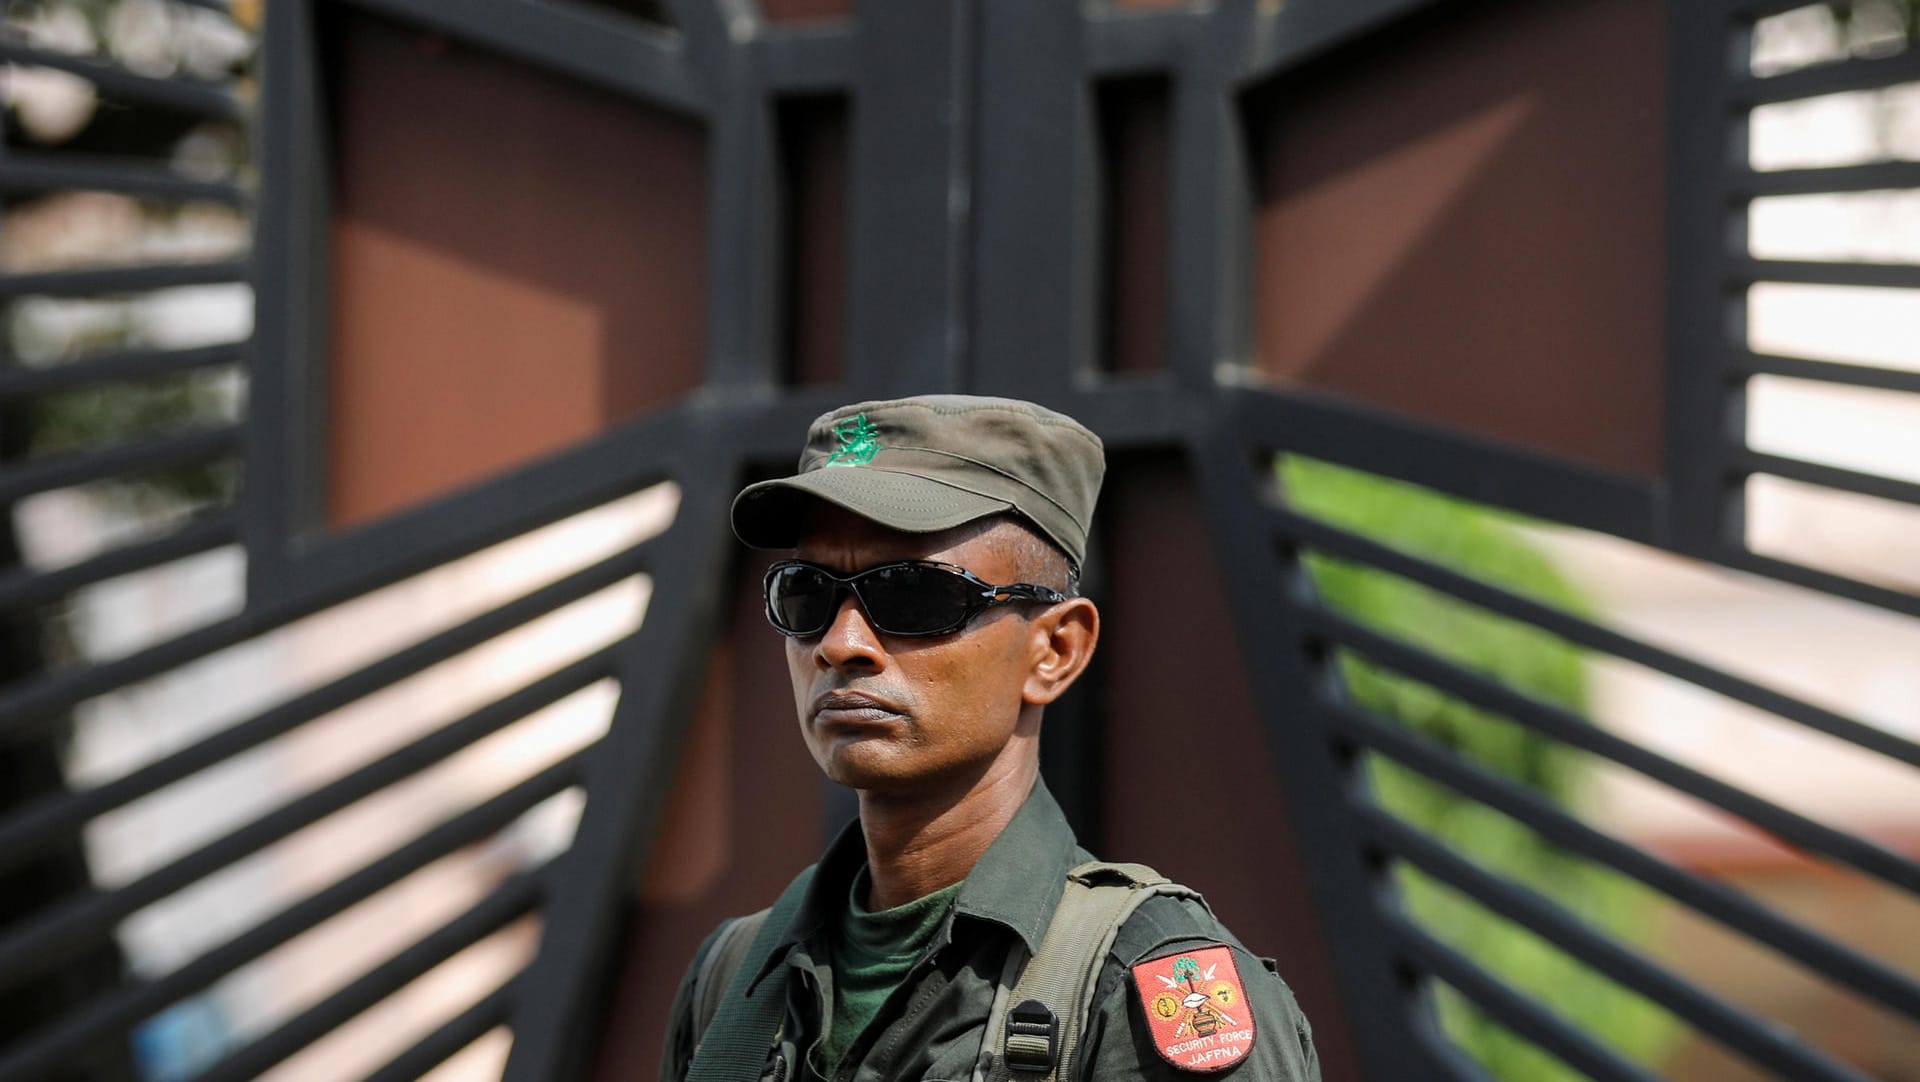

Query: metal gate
[2,0,1918,1079]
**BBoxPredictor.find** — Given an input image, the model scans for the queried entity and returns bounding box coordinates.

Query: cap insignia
[825,413,882,466]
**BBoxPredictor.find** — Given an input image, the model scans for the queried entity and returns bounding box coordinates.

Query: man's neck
[856,751,1038,911]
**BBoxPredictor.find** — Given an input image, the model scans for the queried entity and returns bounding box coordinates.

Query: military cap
[731,395,1105,569]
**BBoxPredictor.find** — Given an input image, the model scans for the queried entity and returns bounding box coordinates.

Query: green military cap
[731,395,1105,569]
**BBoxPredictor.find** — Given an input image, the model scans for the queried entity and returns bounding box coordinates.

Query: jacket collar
[747,778,1082,991]
[950,779,1083,954]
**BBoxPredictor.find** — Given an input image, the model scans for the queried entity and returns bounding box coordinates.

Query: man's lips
[811,691,907,725]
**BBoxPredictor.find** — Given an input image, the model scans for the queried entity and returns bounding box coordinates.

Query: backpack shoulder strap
[691,908,771,1044]
[978,861,1202,1082]
[685,865,815,1082]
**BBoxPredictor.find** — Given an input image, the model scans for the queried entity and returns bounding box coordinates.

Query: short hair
[986,514,1080,597]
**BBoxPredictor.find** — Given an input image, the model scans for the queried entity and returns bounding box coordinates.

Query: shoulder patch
[1131,944,1255,1072]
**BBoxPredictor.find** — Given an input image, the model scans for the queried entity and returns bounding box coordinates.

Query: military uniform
[672,396,1322,1080]
[661,782,1320,1081]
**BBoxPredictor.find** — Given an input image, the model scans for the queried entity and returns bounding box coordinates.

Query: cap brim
[732,467,1014,550]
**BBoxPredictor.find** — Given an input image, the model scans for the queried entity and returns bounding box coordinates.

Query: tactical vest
[683,861,1203,1082]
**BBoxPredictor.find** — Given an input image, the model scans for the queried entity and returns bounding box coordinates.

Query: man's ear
[1022,598,1099,706]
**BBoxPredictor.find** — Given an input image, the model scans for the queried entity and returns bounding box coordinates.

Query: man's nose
[814,595,887,670]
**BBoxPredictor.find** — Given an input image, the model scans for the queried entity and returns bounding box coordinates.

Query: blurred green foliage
[1827,0,1919,44]
[1280,456,1677,1080]
[29,371,240,508]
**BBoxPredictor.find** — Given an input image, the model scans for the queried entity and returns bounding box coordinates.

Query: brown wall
[1249,0,1667,477]
[324,10,708,529]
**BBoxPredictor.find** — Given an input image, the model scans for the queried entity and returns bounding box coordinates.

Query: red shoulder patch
[1131,945,1255,1073]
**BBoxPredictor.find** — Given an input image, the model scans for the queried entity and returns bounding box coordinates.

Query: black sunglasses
[763,559,1069,638]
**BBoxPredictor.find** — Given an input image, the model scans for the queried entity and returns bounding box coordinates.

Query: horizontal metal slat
[0,341,244,399]
[0,512,239,612]
[0,150,246,204]
[1740,449,1920,506]
[0,648,613,993]
[1361,805,1875,1082]
[1730,50,1920,105]
[1731,160,1920,197]
[0,259,247,298]
[1086,8,1197,74]
[1732,0,1835,19]
[0,607,285,740]
[1725,549,1920,621]
[1733,256,1920,289]
[363,981,516,1082]
[195,873,540,1082]
[349,0,706,115]
[757,25,855,91]
[1736,351,1920,396]
[1307,606,1920,896]
[0,442,676,734]
[0,38,243,119]
[1411,1026,1499,1082]
[0,753,580,1082]
[1238,0,1453,86]
[0,539,651,864]
[0,425,238,504]
[1328,699,1920,1023]
[1227,386,1661,544]
[1267,502,1920,771]
[1385,911,1663,1082]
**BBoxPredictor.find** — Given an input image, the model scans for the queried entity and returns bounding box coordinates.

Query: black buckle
[1003,999,1058,1072]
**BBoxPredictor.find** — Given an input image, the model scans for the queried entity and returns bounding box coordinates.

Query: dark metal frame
[2,0,1918,1078]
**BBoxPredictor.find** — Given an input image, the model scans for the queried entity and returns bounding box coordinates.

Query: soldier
[662,395,1320,1081]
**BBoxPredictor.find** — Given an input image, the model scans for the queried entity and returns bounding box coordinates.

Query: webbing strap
[979,861,1192,1082]
[692,910,767,1040]
[685,866,815,1082]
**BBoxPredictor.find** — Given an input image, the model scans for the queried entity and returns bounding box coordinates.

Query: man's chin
[819,754,913,792]
[819,749,997,800]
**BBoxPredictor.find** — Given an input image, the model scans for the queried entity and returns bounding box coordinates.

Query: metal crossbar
[0,543,650,863]
[1329,700,1920,1023]
[1731,161,1920,196]
[194,873,541,1082]
[1386,911,1666,1082]
[0,259,248,299]
[1362,807,1875,1082]
[0,151,247,204]
[0,342,246,400]
[1740,449,1920,508]
[1734,351,1920,396]
[1267,502,1920,770]
[0,755,581,1081]
[363,980,517,1082]
[1310,604,1920,897]
[0,37,244,118]
[0,512,239,612]
[0,426,239,504]
[0,648,612,992]
[1727,50,1920,104]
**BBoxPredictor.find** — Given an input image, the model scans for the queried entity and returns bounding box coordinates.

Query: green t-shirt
[820,869,963,1074]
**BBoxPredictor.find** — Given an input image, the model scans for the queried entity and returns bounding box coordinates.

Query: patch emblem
[825,413,882,466]
[1131,945,1254,1073]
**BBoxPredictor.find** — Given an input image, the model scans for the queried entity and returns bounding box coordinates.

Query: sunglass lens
[768,565,838,635]
[861,563,979,635]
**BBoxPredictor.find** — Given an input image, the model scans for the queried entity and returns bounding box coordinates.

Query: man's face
[786,509,1047,795]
